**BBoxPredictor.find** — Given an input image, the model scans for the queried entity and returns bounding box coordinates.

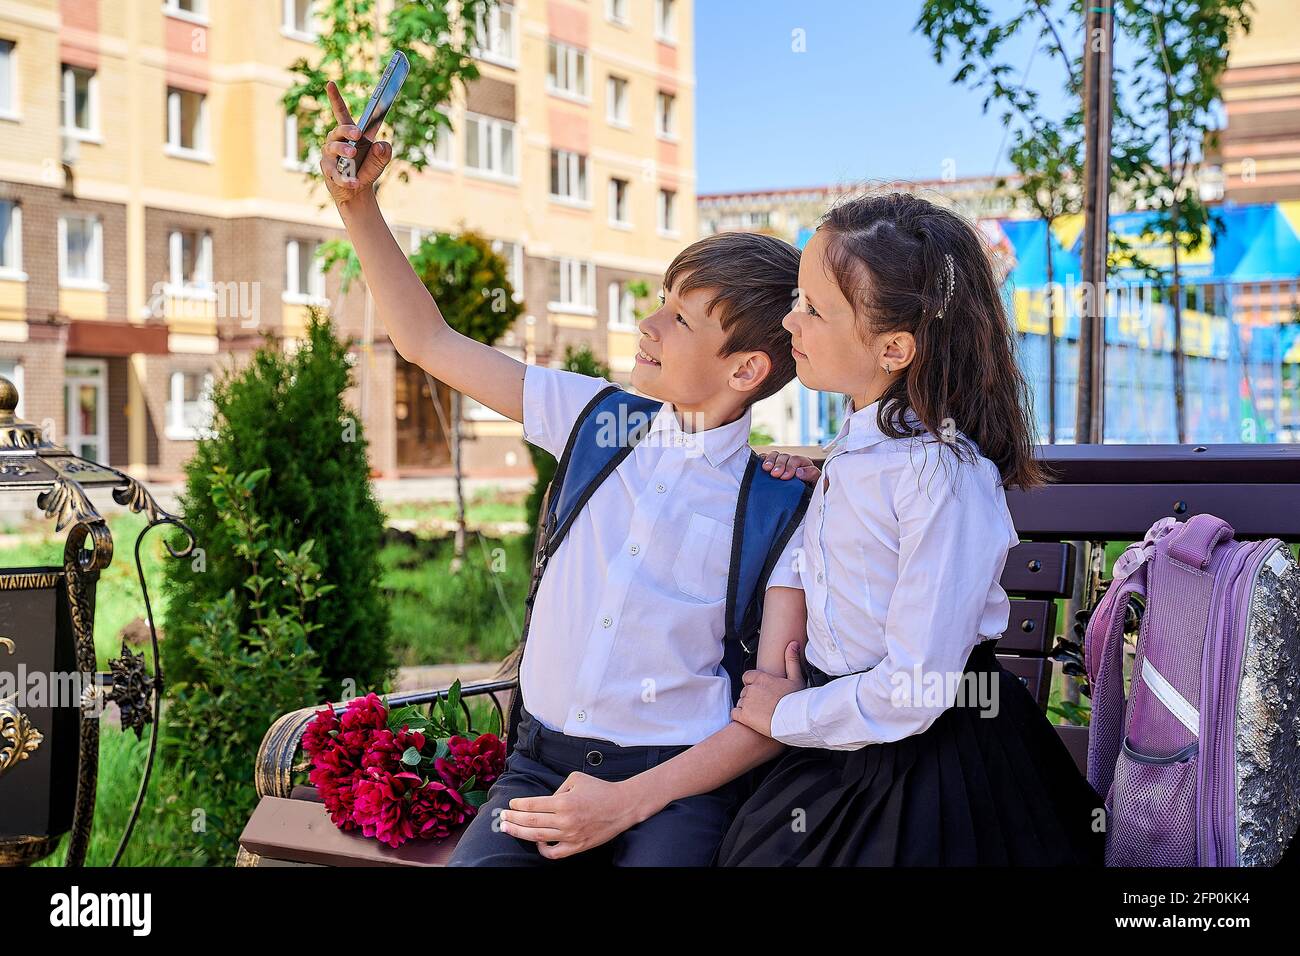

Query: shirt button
[576,710,587,722]
[601,616,612,628]
[629,544,640,555]
[816,572,824,583]
[656,483,666,493]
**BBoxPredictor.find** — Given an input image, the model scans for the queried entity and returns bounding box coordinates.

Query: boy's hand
[320,80,392,206]
[761,451,820,482]
[500,773,653,860]
[731,641,806,737]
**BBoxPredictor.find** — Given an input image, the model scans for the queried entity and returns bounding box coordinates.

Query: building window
[548,258,595,313]
[168,229,213,294]
[284,238,326,303]
[167,369,215,440]
[0,358,23,416]
[282,0,316,40]
[606,75,629,126]
[0,200,22,278]
[655,0,677,43]
[490,238,525,301]
[61,65,97,138]
[658,188,677,235]
[465,112,516,180]
[472,2,516,68]
[164,0,208,22]
[656,91,676,139]
[550,149,589,203]
[606,0,630,26]
[166,87,209,158]
[426,107,453,168]
[58,214,104,288]
[547,40,589,100]
[608,281,637,330]
[608,178,630,226]
[0,39,16,119]
[283,111,319,170]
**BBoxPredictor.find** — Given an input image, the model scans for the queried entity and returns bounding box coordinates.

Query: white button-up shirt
[770,398,1021,751]
[520,365,803,747]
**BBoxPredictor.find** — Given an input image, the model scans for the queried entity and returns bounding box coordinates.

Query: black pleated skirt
[716,641,1105,866]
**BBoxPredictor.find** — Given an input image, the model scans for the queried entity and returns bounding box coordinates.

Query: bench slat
[239,796,464,867]
[996,599,1057,656]
[1000,542,1075,597]
[998,655,1051,709]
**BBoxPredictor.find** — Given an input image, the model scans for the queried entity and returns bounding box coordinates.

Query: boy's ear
[729,350,772,395]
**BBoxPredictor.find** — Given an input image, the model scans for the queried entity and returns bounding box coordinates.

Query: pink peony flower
[434,733,506,791]
[352,769,423,848]
[410,779,470,840]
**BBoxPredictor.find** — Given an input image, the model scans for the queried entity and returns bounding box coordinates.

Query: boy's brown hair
[663,232,800,405]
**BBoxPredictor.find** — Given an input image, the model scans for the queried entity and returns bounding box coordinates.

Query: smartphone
[336,50,410,179]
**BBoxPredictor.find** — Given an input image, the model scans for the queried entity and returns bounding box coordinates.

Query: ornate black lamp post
[0,376,194,866]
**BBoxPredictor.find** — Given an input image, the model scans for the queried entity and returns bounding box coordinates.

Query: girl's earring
[883,363,891,374]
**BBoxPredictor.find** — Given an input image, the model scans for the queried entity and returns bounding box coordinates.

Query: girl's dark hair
[818,191,1046,490]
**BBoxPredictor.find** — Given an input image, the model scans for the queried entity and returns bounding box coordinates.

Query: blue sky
[693,0,1076,194]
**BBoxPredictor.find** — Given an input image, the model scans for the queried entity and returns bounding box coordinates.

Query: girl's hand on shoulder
[731,641,806,737]
[320,80,392,206]
[761,451,820,482]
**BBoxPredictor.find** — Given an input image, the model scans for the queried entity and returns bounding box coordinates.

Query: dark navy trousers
[448,708,742,866]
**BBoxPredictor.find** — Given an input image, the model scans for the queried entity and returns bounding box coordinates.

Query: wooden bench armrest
[253,670,519,799]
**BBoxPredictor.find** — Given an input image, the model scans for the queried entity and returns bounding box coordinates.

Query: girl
[721,192,1104,866]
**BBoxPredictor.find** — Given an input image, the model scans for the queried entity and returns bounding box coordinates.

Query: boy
[321,83,808,865]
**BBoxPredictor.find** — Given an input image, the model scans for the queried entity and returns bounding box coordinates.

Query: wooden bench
[237,442,1300,866]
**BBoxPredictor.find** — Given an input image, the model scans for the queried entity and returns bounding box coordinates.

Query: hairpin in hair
[935,253,955,319]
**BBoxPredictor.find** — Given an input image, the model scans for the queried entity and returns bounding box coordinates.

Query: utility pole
[1076,3,1115,446]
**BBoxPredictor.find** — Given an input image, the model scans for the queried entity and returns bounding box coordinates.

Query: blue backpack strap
[721,453,814,703]
[542,387,662,559]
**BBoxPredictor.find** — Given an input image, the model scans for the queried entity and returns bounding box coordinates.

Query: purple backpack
[1085,513,1300,866]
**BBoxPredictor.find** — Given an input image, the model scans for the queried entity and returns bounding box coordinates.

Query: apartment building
[0,0,695,479]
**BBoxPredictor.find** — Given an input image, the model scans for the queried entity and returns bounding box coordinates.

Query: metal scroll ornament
[0,375,195,866]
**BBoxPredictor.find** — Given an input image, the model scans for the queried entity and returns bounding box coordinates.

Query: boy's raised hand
[320,80,392,205]
[761,451,820,482]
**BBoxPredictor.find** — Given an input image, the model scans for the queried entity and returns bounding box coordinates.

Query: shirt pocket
[672,512,732,604]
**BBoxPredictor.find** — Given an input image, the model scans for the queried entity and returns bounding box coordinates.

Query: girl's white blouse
[770,399,1022,751]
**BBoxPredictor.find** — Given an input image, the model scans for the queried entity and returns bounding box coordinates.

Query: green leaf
[401,746,422,766]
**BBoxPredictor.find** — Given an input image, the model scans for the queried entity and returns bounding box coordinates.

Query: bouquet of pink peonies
[302,681,505,848]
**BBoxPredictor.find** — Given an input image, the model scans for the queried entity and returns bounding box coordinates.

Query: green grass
[0,511,177,670]
[380,530,529,667]
[34,724,205,867]
[382,492,528,527]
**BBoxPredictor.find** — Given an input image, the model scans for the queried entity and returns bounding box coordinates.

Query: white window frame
[282,110,319,171]
[58,214,106,290]
[61,64,100,142]
[472,2,517,69]
[548,257,596,315]
[655,0,677,43]
[658,188,678,237]
[608,281,637,330]
[0,200,24,280]
[163,0,209,26]
[281,0,316,43]
[490,238,525,302]
[656,90,677,140]
[606,74,629,128]
[606,0,630,27]
[549,149,589,205]
[464,111,517,183]
[283,238,328,305]
[64,358,109,464]
[168,229,215,298]
[166,369,215,441]
[0,39,19,122]
[546,40,589,102]
[424,106,454,170]
[608,177,631,228]
[166,87,211,161]
[0,358,23,417]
